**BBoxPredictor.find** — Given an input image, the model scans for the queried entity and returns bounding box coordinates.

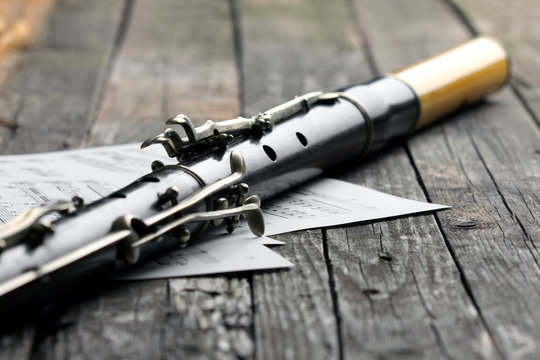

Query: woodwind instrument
[0,37,509,316]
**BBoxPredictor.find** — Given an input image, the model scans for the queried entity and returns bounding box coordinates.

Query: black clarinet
[0,37,508,316]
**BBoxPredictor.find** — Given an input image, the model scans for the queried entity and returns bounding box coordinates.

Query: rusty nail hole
[379,253,392,262]
[457,222,477,228]
[363,289,380,296]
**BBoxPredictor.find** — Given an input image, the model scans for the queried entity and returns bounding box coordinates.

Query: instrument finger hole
[262,145,277,161]
[296,132,308,146]
[138,176,160,183]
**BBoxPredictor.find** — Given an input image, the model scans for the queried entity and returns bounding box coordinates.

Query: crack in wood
[83,0,134,146]
[403,144,506,358]
[469,135,540,270]
[321,228,344,360]
[344,0,380,76]
[229,0,245,117]
[247,274,257,360]
[430,322,452,360]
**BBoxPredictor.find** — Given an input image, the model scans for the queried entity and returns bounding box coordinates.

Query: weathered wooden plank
[31,1,254,359]
[31,280,167,360]
[32,278,255,360]
[410,95,540,358]
[253,231,339,360]
[0,0,124,154]
[351,0,540,358]
[0,1,54,357]
[0,327,34,360]
[240,0,367,116]
[89,0,240,145]
[240,0,496,358]
[163,278,254,359]
[449,0,540,124]
[31,278,254,359]
[239,0,365,358]
[0,0,125,358]
[328,148,500,359]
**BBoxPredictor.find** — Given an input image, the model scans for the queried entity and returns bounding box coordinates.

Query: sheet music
[263,178,448,235]
[0,144,174,222]
[115,228,291,280]
[0,144,448,278]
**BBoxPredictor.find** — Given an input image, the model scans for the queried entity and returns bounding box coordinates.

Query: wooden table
[1,0,539,359]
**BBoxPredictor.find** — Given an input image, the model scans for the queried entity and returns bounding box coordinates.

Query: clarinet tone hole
[296,132,308,146]
[138,176,160,183]
[263,145,277,161]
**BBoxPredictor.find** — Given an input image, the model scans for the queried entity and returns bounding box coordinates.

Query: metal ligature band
[0,37,509,316]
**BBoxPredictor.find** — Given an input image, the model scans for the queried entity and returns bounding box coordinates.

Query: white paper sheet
[263,178,448,235]
[115,227,291,280]
[0,144,173,221]
[0,144,448,279]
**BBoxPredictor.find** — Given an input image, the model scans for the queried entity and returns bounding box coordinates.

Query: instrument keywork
[0,37,509,316]
[140,91,359,162]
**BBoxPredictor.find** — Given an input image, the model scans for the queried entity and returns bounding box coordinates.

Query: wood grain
[31,278,254,360]
[240,0,499,358]
[0,0,125,358]
[239,0,365,358]
[240,0,367,116]
[0,0,124,154]
[351,0,540,358]
[164,277,254,359]
[30,1,255,359]
[449,0,540,125]
[329,148,500,359]
[253,231,339,360]
[89,0,240,145]
[31,281,168,360]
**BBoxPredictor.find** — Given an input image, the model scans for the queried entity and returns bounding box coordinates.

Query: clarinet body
[0,38,509,316]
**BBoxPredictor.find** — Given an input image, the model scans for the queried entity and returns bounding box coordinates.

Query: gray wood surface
[89,0,241,145]
[450,0,540,124]
[241,1,496,359]
[0,0,124,153]
[352,1,540,358]
[31,1,254,359]
[0,0,538,359]
[240,1,361,358]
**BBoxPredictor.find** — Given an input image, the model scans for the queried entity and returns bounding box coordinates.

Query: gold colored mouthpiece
[392,37,510,129]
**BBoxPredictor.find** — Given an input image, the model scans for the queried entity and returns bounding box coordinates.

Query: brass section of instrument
[391,37,509,129]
